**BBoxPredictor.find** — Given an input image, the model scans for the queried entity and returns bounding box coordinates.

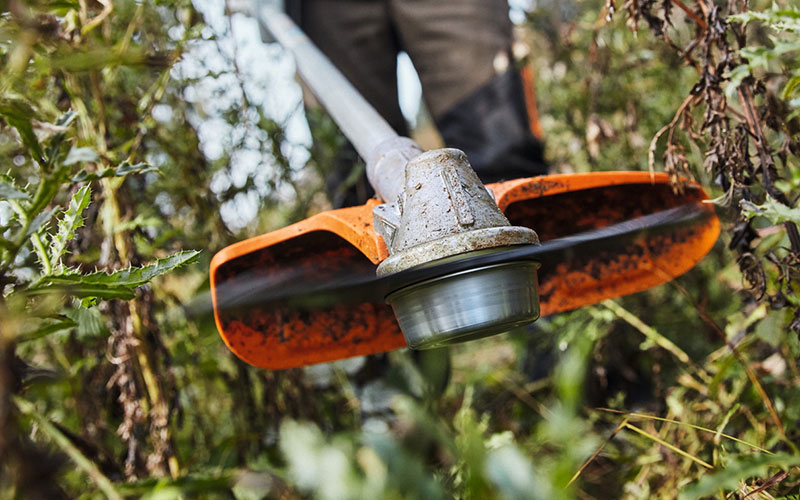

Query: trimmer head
[210,172,720,370]
[385,250,541,349]
[371,148,542,348]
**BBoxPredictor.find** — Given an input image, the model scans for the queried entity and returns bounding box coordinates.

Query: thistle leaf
[24,207,58,240]
[49,185,91,272]
[28,250,201,300]
[0,180,29,200]
[741,196,800,225]
[71,161,158,182]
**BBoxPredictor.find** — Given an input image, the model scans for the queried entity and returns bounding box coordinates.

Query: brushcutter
[210,3,720,370]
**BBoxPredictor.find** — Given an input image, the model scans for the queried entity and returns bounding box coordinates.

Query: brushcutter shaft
[255,4,418,202]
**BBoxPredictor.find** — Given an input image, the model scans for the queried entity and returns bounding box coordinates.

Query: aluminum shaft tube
[255,4,417,202]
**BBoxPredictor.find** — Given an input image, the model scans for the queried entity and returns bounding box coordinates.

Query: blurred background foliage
[0,0,799,498]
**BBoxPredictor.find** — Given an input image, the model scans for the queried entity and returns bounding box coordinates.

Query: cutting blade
[210,172,720,369]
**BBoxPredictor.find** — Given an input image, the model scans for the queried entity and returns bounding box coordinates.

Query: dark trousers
[291,0,548,205]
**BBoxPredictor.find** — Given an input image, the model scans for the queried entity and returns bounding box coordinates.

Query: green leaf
[485,445,549,500]
[31,232,52,275]
[63,147,99,166]
[0,180,29,200]
[63,305,107,339]
[24,207,58,240]
[49,185,91,272]
[45,47,170,72]
[71,161,158,182]
[18,316,78,342]
[0,98,45,164]
[725,66,750,98]
[114,473,234,497]
[114,214,163,234]
[53,110,77,128]
[116,161,158,176]
[28,250,201,300]
[739,46,772,68]
[783,73,800,100]
[728,7,800,32]
[48,0,81,11]
[28,114,77,208]
[26,283,137,300]
[70,168,115,182]
[741,196,800,225]
[770,38,800,56]
[678,453,800,500]
[82,250,201,286]
[28,177,61,216]
[42,111,77,172]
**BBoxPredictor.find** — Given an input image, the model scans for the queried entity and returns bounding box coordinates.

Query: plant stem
[596,408,773,454]
[14,396,124,500]
[100,176,181,479]
[624,422,714,469]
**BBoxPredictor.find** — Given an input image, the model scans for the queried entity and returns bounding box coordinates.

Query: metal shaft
[255,4,418,202]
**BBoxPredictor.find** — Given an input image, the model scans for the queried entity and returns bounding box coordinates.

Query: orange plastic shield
[210,172,720,369]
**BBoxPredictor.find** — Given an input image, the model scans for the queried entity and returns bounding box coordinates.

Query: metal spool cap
[372,149,541,349]
[385,249,541,349]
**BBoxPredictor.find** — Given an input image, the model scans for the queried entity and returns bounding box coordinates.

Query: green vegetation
[0,0,798,498]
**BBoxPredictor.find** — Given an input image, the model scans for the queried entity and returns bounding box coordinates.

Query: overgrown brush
[0,0,798,499]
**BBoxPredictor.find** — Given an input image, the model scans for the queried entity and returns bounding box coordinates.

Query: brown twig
[624,422,714,469]
[568,417,629,486]
[491,373,552,419]
[696,0,710,18]
[649,93,699,179]
[670,0,708,30]
[80,0,113,35]
[741,470,790,499]
[667,279,788,441]
[596,408,773,453]
[738,85,800,255]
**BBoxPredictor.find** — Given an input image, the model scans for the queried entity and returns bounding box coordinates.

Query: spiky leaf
[49,185,91,272]
[71,161,158,182]
[24,207,58,240]
[0,180,29,200]
[28,250,201,300]
[741,196,800,225]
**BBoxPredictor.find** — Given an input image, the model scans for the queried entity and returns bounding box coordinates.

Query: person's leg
[391,0,547,182]
[435,68,548,182]
[390,0,511,119]
[295,0,406,206]
[297,0,407,136]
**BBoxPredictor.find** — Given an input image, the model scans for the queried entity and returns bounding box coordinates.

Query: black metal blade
[213,202,712,313]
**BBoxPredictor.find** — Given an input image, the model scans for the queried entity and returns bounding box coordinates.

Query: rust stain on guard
[210,172,720,370]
